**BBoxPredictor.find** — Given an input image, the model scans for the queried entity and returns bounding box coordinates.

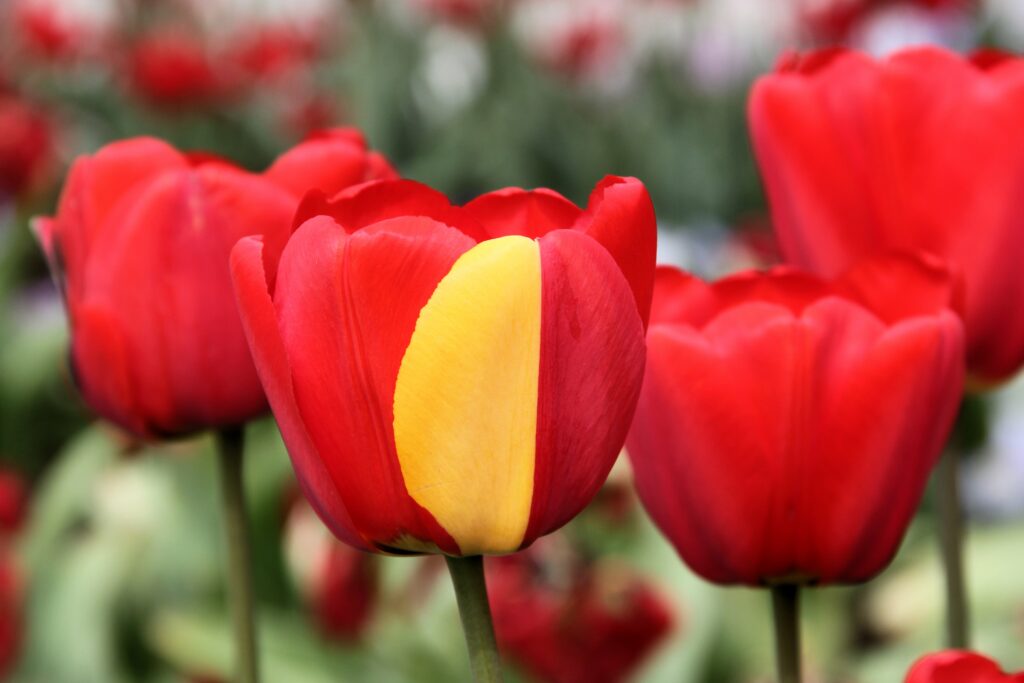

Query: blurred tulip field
[5,0,1024,682]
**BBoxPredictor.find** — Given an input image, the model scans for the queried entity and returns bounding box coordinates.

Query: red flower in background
[11,0,117,61]
[488,540,674,683]
[0,557,20,678]
[0,472,27,537]
[0,94,54,201]
[626,254,965,585]
[906,651,1024,682]
[750,47,1024,386]
[128,30,230,108]
[285,495,378,641]
[34,129,395,438]
[232,176,655,556]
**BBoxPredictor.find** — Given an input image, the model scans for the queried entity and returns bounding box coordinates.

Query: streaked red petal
[231,236,370,550]
[274,215,474,552]
[463,187,582,239]
[523,230,646,546]
[574,176,657,327]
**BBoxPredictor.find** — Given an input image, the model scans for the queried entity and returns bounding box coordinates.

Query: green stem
[216,428,260,683]
[771,584,801,683]
[445,555,504,683]
[937,449,969,648]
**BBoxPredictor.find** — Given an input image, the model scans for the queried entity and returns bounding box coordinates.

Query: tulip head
[37,130,394,438]
[232,177,656,556]
[750,46,1024,385]
[627,253,965,586]
[906,651,1024,683]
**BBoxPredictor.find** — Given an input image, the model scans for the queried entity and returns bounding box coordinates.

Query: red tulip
[128,31,230,108]
[907,651,1024,682]
[626,254,964,585]
[35,130,395,438]
[487,541,674,683]
[0,94,54,201]
[231,176,656,555]
[0,472,26,538]
[749,46,1024,386]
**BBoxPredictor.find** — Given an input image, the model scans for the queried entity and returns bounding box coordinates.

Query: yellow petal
[393,236,541,555]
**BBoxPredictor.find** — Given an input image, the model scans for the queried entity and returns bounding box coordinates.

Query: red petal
[906,650,1015,683]
[292,179,488,242]
[574,176,658,327]
[840,250,965,324]
[522,230,646,546]
[78,166,293,434]
[463,187,582,239]
[274,215,475,552]
[265,129,393,199]
[231,236,370,550]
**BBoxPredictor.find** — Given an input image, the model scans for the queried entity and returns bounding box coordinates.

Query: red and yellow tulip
[231,177,656,556]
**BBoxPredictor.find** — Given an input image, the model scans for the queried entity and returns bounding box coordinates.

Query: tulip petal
[276,215,474,553]
[265,128,395,198]
[575,176,658,327]
[905,651,1019,683]
[393,236,542,555]
[81,166,293,434]
[463,188,582,239]
[522,230,646,546]
[231,236,370,551]
[292,179,488,242]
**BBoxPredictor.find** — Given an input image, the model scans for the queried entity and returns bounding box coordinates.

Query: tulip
[34,129,395,439]
[231,175,656,680]
[0,93,54,202]
[906,651,1024,683]
[748,44,1024,648]
[626,254,964,682]
[36,129,395,683]
[0,554,19,678]
[749,46,1024,387]
[488,540,674,683]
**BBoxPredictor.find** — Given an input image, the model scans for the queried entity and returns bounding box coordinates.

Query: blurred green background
[3,0,1024,681]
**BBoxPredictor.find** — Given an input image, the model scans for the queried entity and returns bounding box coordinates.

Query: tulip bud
[906,650,1024,682]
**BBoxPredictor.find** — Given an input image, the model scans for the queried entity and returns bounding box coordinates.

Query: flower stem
[216,428,260,683]
[771,584,801,683]
[445,555,504,683]
[937,449,969,648]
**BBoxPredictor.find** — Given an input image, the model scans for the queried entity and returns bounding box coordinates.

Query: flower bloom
[0,93,54,201]
[749,46,1024,386]
[231,176,656,556]
[906,651,1024,682]
[626,254,965,585]
[488,540,674,683]
[35,129,395,438]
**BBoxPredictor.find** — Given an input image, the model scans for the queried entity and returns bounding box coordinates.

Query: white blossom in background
[681,0,798,90]
[180,0,341,37]
[412,25,489,124]
[851,4,975,55]
[511,0,639,96]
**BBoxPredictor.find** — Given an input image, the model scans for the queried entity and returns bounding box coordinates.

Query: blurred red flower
[487,542,674,683]
[906,651,1024,682]
[626,255,965,585]
[127,30,229,108]
[0,94,54,201]
[34,129,395,438]
[750,46,1024,386]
